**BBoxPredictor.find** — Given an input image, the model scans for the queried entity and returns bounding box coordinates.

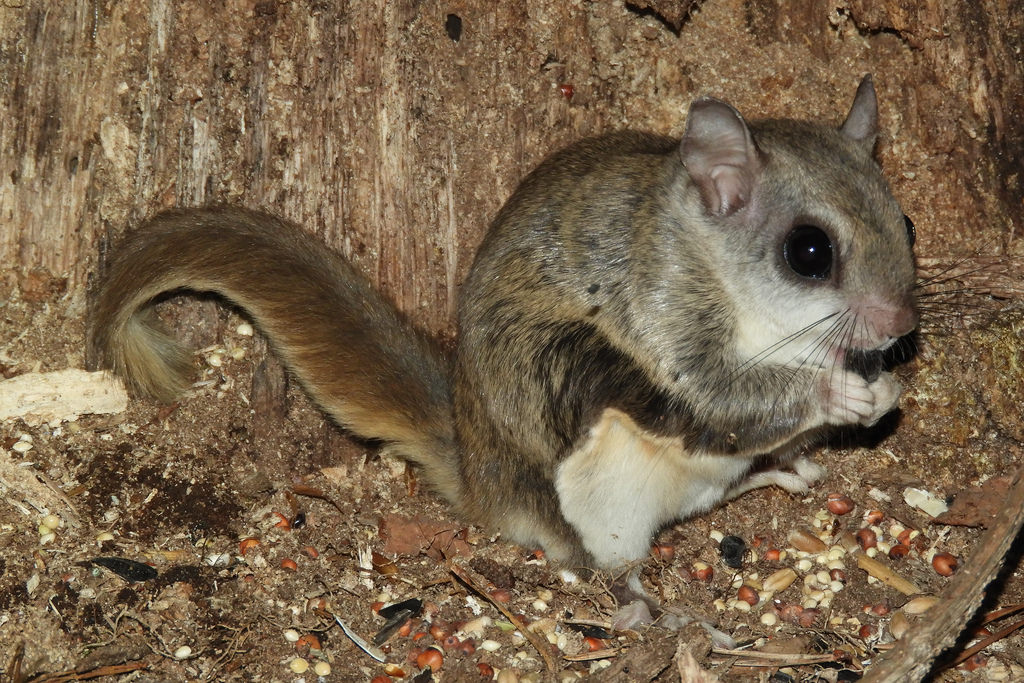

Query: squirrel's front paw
[824,370,901,427]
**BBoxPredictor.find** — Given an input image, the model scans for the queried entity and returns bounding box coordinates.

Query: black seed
[719,535,746,569]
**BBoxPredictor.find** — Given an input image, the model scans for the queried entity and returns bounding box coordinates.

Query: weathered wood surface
[1,0,1019,338]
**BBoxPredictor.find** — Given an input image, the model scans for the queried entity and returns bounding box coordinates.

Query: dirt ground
[0,225,1022,683]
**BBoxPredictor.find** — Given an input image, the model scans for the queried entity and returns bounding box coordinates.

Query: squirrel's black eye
[783,225,833,280]
[903,214,916,246]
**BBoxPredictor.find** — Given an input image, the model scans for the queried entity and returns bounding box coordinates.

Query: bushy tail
[89,206,462,505]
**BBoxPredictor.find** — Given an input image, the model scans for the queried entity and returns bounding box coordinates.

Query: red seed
[858,624,875,640]
[370,601,385,614]
[370,676,391,683]
[398,619,414,637]
[826,493,855,515]
[933,552,958,576]
[558,83,574,100]
[855,528,877,550]
[442,634,461,650]
[273,511,291,529]
[489,588,511,603]
[239,537,260,555]
[797,608,821,627]
[829,568,847,582]
[417,648,443,671]
[888,543,911,560]
[864,509,884,525]
[584,635,605,652]
[280,558,298,571]
[737,585,759,606]
[477,662,495,677]
[303,545,319,559]
[458,638,476,656]
[963,653,987,671]
[651,544,676,562]
[691,563,713,581]
[871,602,891,616]
[896,529,913,545]
[763,548,781,562]
[295,633,321,656]
[429,621,450,641]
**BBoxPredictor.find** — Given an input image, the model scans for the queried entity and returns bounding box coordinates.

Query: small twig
[854,553,921,595]
[951,616,1024,666]
[448,562,557,673]
[712,647,842,665]
[24,659,150,683]
[563,647,622,662]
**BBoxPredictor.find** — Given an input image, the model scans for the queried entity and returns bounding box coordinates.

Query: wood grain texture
[2,0,1019,338]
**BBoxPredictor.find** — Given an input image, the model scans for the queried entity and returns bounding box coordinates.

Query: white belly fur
[555,408,756,569]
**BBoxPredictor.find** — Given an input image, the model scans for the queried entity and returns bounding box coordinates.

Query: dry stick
[951,616,1024,666]
[862,459,1024,682]
[448,562,557,673]
[25,660,150,683]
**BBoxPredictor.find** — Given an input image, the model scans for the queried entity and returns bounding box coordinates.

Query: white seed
[729,599,751,613]
[827,558,846,571]
[462,616,492,637]
[283,628,300,642]
[230,347,246,360]
[731,576,743,589]
[815,570,832,585]
[236,322,254,336]
[866,547,879,558]
[288,657,309,673]
[39,532,56,545]
[12,441,32,453]
[760,612,779,626]
[795,559,813,572]
[709,529,725,543]
[96,532,115,543]
[532,599,548,612]
[480,639,502,652]
[42,514,61,529]
[808,590,826,602]
[802,597,819,609]
[829,580,845,593]
[537,588,553,602]
[313,661,331,676]
[713,598,727,612]
[174,645,192,660]
[827,547,846,561]
[207,353,223,367]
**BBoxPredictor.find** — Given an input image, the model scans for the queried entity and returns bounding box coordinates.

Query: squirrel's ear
[679,97,761,217]
[840,74,878,151]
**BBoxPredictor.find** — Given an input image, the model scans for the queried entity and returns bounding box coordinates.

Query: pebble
[288,657,309,674]
[12,440,32,454]
[313,661,331,676]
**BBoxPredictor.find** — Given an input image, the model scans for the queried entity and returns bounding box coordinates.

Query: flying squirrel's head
[672,75,918,371]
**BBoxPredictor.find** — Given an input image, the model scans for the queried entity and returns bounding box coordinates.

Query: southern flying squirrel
[90,75,917,574]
